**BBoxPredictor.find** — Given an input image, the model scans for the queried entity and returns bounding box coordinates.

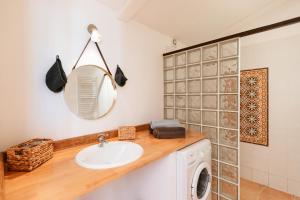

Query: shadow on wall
[0,1,31,151]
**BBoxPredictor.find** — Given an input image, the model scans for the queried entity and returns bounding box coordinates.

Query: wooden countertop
[4,130,205,200]
[0,153,4,200]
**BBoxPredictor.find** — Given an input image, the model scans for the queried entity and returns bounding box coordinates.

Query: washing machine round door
[191,162,211,200]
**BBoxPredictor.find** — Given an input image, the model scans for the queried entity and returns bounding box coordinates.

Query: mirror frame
[64,65,117,120]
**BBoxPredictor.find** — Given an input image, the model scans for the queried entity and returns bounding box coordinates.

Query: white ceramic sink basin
[75,141,144,169]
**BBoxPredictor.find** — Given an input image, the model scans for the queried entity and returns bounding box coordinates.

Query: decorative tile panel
[163,38,240,200]
[187,49,201,64]
[203,78,218,93]
[240,68,268,146]
[202,61,218,77]
[187,64,201,78]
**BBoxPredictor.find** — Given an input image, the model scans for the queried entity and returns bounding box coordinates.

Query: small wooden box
[118,126,136,140]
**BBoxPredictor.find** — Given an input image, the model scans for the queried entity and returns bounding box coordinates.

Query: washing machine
[177,139,211,200]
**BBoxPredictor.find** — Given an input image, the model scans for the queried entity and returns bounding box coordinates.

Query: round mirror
[64,65,117,120]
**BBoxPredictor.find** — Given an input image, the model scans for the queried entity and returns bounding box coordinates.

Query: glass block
[175,95,186,108]
[220,39,238,58]
[164,108,174,119]
[164,95,174,107]
[202,111,217,126]
[219,146,238,165]
[164,69,174,81]
[202,61,218,77]
[187,64,201,79]
[212,192,218,200]
[164,55,174,68]
[220,94,238,111]
[203,44,218,61]
[175,53,186,66]
[220,77,238,93]
[188,110,201,124]
[164,82,174,94]
[202,78,218,93]
[188,80,201,93]
[188,95,201,109]
[187,49,201,64]
[181,123,187,129]
[212,144,218,160]
[175,67,186,80]
[175,81,186,94]
[219,111,238,129]
[220,163,238,183]
[175,109,186,122]
[219,128,238,148]
[220,180,238,200]
[188,124,201,132]
[202,95,218,109]
[220,58,238,76]
[202,126,218,143]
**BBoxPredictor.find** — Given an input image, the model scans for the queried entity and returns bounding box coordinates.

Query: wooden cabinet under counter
[3,130,204,200]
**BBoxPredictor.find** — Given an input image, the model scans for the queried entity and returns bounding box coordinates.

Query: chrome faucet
[98,134,107,147]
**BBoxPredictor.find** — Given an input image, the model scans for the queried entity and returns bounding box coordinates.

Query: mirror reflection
[64,65,117,119]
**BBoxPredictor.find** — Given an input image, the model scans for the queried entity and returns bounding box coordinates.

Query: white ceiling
[97,0,125,10]
[98,0,300,46]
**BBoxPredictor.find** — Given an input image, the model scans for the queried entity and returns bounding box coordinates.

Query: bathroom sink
[75,141,144,169]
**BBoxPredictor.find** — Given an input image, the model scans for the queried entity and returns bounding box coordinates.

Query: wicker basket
[118,126,136,140]
[6,138,54,172]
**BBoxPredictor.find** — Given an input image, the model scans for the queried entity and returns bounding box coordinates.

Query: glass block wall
[163,39,240,200]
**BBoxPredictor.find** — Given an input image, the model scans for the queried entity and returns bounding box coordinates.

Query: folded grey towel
[150,120,181,129]
[153,127,186,139]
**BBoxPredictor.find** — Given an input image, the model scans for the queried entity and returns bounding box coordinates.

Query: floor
[241,178,300,200]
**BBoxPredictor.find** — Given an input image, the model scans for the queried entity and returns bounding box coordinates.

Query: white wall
[240,23,300,197]
[0,0,186,151]
[79,152,177,200]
